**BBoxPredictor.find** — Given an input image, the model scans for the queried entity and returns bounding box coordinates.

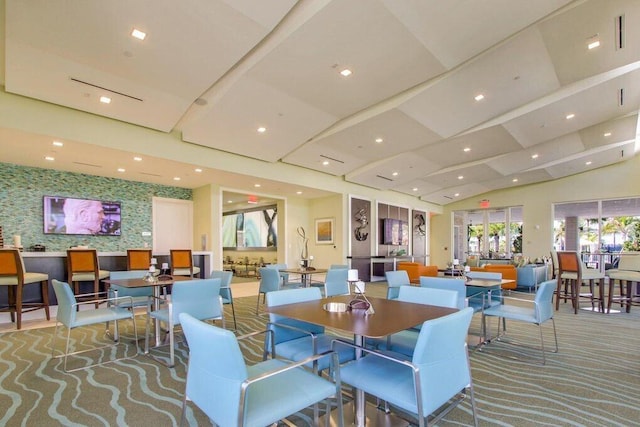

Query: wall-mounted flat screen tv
[381,218,409,246]
[43,196,121,236]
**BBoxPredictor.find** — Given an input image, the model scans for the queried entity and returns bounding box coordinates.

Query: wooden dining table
[267,294,457,427]
[279,268,328,287]
[103,275,194,347]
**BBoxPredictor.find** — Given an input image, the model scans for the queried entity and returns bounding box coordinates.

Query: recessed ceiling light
[454,193,460,197]
[531,154,539,159]
[588,40,600,50]
[44,156,55,161]
[322,160,330,166]
[412,187,418,192]
[100,96,111,104]
[340,69,352,77]
[254,184,261,188]
[194,168,202,173]
[566,113,575,120]
[512,178,518,182]
[133,156,142,161]
[375,138,383,143]
[52,141,63,147]
[296,191,303,195]
[227,200,233,204]
[257,127,266,133]
[131,29,146,40]
[585,161,592,165]
[392,172,398,176]
[173,177,181,181]
[117,168,125,173]
[474,94,485,101]
[604,132,612,137]
[458,175,464,180]
[463,147,471,152]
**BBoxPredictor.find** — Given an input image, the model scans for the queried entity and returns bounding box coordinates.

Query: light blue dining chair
[210,270,236,330]
[178,312,344,427]
[329,264,349,270]
[385,270,411,299]
[266,287,355,373]
[145,278,223,367]
[51,279,139,372]
[481,279,558,365]
[375,286,459,357]
[256,267,300,314]
[323,268,350,297]
[335,307,478,427]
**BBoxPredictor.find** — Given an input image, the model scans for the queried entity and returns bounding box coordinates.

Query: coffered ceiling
[2,0,639,205]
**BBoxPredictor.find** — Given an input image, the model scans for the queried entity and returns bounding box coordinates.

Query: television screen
[43,196,121,236]
[381,218,408,245]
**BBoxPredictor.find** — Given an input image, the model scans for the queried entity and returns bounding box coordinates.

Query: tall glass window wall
[553,197,640,269]
[453,206,523,265]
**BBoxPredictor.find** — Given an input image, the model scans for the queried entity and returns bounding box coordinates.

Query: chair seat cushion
[606,270,640,281]
[73,306,133,327]
[244,358,338,427]
[71,270,110,281]
[483,304,537,323]
[274,334,354,371]
[561,269,604,280]
[0,271,49,286]
[173,266,201,276]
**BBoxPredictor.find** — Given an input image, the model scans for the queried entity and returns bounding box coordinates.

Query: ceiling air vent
[319,154,344,163]
[618,88,624,107]
[376,175,393,182]
[72,161,101,168]
[615,14,625,50]
[70,77,143,102]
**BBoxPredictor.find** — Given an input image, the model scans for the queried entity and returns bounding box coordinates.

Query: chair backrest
[329,264,349,270]
[385,270,411,298]
[52,279,77,327]
[127,249,152,270]
[210,270,233,300]
[170,249,193,272]
[550,250,559,278]
[0,248,25,285]
[617,253,640,271]
[397,286,459,309]
[108,270,149,297]
[534,280,557,323]
[259,268,282,293]
[266,288,324,344]
[465,271,502,281]
[324,268,349,297]
[557,251,580,275]
[67,249,99,275]
[419,276,466,310]
[171,278,222,324]
[412,307,474,416]
[179,313,246,427]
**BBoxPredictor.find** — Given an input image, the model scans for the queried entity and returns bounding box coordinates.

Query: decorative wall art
[315,218,334,245]
[354,207,369,241]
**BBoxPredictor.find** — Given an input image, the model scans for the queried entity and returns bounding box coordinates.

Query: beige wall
[431,154,640,268]
[308,194,345,268]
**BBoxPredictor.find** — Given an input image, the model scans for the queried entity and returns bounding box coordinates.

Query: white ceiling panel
[2,0,639,206]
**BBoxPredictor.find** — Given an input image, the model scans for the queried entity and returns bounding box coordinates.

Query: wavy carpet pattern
[0,283,639,426]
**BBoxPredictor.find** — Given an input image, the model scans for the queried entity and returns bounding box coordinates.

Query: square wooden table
[267,295,457,426]
[279,268,328,287]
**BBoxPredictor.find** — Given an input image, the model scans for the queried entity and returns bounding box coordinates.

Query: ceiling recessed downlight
[254,184,261,188]
[375,138,383,143]
[45,156,55,161]
[194,168,202,173]
[100,96,111,104]
[257,127,266,133]
[512,178,518,182]
[474,94,485,101]
[322,160,330,166]
[531,153,539,159]
[412,187,418,192]
[457,175,464,180]
[340,69,352,77]
[454,193,460,197]
[133,156,142,161]
[131,29,146,40]
[565,113,575,120]
[296,191,302,195]
[588,39,600,49]
[392,172,398,176]
[52,141,64,147]
[117,168,125,173]
[173,177,181,181]
[585,161,592,165]
[463,147,471,152]
[604,132,612,137]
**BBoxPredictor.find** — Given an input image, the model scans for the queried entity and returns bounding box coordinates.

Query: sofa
[516,264,549,292]
[396,262,438,283]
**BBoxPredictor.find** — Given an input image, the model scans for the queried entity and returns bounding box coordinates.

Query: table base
[320,400,410,427]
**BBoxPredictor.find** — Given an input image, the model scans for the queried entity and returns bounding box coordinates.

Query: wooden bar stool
[0,248,50,329]
[556,251,604,314]
[170,249,200,278]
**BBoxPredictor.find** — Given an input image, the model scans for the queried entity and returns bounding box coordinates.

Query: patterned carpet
[1,283,639,426]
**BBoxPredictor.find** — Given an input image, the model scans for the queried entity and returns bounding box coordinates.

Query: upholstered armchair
[396,262,438,283]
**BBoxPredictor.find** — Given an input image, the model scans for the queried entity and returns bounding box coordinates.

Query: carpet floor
[0,282,639,426]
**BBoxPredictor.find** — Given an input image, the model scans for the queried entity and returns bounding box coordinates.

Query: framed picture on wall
[315,218,334,245]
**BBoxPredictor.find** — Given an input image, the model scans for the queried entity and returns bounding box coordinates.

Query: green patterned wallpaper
[0,163,192,252]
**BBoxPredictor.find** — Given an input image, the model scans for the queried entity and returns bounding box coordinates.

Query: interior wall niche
[377,202,409,257]
[412,210,427,258]
[350,197,371,281]
[222,204,277,251]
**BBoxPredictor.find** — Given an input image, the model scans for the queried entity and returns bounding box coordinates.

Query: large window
[222,206,277,250]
